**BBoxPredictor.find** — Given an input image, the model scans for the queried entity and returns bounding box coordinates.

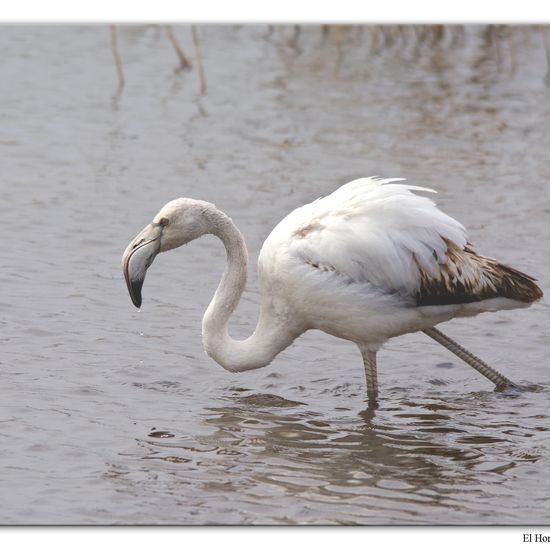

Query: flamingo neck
[201,208,296,372]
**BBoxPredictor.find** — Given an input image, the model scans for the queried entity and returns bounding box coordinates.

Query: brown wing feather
[415,240,543,307]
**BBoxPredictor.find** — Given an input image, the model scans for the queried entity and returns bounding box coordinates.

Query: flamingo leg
[423,327,520,392]
[361,350,378,404]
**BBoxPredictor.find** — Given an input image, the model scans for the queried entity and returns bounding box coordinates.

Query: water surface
[1,25,549,524]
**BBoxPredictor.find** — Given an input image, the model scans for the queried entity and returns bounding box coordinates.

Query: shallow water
[1,24,550,525]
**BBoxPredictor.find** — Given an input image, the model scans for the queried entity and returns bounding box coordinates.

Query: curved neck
[201,208,296,372]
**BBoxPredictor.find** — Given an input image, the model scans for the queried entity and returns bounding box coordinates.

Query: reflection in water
[115,384,547,524]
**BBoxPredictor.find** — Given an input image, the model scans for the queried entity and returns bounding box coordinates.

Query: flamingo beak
[122,223,164,308]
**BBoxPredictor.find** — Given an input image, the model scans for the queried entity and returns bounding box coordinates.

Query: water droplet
[148,430,174,439]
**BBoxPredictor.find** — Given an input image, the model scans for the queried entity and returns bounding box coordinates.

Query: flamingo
[122,177,542,404]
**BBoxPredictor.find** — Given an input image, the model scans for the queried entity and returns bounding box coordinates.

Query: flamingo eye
[159,217,169,227]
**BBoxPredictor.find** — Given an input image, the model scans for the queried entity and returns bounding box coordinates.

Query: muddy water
[1,25,549,524]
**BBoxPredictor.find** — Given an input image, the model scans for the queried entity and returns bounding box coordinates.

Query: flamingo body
[257,177,540,350]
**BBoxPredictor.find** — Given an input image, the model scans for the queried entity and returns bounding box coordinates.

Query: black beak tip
[130,280,143,309]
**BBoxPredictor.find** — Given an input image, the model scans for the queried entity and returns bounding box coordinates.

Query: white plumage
[258,177,537,349]
[268,177,465,292]
[122,177,542,403]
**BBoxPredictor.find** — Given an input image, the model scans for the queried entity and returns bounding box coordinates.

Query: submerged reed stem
[110,24,125,91]
[165,25,192,71]
[191,25,207,96]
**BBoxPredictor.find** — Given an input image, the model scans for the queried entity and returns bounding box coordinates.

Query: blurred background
[1,25,549,524]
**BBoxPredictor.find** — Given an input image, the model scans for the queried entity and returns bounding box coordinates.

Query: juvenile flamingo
[122,177,542,404]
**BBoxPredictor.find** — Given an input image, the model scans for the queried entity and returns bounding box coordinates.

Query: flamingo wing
[272,177,541,306]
